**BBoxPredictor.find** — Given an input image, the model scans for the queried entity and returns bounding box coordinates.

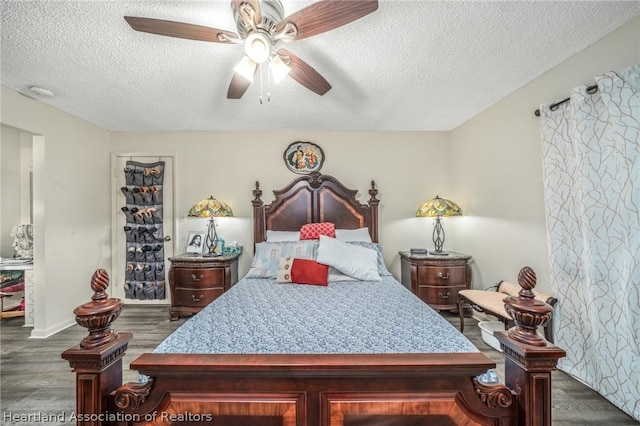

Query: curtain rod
[534,84,599,117]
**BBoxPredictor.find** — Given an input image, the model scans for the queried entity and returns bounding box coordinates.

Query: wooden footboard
[63,267,565,425]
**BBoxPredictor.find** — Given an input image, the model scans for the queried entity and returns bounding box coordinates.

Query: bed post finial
[73,269,123,349]
[62,270,132,424]
[252,181,263,206]
[503,266,553,347]
[368,180,379,205]
[496,266,565,426]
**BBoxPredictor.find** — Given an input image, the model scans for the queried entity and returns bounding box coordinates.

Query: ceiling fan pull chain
[267,63,271,102]
[259,64,264,104]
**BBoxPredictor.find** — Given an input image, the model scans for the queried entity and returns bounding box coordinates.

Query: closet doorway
[111,154,175,304]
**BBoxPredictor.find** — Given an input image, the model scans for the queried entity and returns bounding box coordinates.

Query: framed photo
[185,231,206,254]
[283,141,324,174]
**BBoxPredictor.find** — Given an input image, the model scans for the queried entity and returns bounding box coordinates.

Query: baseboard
[28,317,75,339]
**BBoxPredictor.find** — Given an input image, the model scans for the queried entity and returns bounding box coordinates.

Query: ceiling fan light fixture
[245,32,271,63]
[233,56,258,82]
[269,55,291,83]
[124,0,379,100]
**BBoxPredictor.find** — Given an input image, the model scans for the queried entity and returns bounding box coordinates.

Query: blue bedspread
[154,276,479,355]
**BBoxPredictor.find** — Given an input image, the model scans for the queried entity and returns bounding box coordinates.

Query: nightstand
[399,251,472,313]
[168,253,239,320]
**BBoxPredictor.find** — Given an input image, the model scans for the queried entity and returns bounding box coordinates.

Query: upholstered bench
[457,280,557,343]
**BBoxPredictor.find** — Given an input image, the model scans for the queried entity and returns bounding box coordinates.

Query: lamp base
[430,251,450,256]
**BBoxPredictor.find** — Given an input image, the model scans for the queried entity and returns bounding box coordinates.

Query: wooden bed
[63,172,565,425]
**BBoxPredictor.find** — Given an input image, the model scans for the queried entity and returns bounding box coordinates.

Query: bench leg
[458,297,466,332]
[544,318,554,343]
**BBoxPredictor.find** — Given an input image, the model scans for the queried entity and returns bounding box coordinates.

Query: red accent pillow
[299,222,336,240]
[292,259,329,286]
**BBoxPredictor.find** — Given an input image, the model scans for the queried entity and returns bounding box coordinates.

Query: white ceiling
[2,1,639,132]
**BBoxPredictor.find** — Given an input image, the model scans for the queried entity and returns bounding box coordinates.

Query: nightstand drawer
[416,266,467,285]
[168,254,239,320]
[416,284,466,305]
[173,268,224,288]
[399,251,472,313]
[173,288,223,307]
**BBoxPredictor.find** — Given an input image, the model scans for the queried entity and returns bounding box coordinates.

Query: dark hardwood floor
[1,306,637,425]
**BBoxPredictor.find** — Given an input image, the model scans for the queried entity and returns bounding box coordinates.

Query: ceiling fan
[124,0,379,100]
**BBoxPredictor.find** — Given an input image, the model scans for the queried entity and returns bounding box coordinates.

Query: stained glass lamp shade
[188,197,233,256]
[416,196,462,254]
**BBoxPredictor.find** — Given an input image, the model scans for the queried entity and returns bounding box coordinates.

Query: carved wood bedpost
[495,267,566,426]
[368,180,379,243]
[252,180,265,247]
[62,269,132,425]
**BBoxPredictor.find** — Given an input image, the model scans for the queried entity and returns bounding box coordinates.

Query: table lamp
[188,196,233,256]
[416,195,462,255]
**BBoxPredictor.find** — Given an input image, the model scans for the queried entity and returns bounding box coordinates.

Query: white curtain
[539,63,640,421]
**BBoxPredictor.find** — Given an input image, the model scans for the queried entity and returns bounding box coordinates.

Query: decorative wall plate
[283,141,324,174]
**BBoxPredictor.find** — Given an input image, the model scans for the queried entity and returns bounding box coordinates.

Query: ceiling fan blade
[124,16,239,43]
[227,72,253,99]
[232,0,262,29]
[278,49,331,96]
[276,0,378,41]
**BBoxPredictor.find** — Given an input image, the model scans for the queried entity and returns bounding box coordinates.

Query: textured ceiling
[2,1,639,132]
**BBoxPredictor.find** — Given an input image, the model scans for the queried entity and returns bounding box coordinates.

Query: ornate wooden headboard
[252,172,379,245]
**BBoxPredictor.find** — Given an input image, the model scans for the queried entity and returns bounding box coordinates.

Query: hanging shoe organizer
[121,160,166,300]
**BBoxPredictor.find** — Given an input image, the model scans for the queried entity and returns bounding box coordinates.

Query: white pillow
[266,230,300,242]
[335,227,372,242]
[316,235,381,281]
[327,267,358,282]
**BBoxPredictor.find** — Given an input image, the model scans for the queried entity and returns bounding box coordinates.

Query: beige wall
[1,125,33,257]
[1,87,112,337]
[450,16,640,292]
[111,131,453,277]
[1,125,22,256]
[1,15,638,336]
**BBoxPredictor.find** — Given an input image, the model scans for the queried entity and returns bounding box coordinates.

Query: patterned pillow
[246,241,317,278]
[266,230,300,241]
[276,257,295,282]
[276,257,328,286]
[300,222,336,240]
